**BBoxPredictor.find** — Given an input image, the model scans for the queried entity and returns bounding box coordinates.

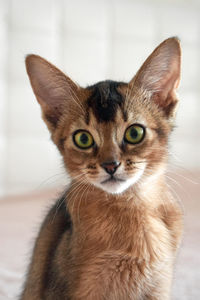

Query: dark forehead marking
[86,80,126,122]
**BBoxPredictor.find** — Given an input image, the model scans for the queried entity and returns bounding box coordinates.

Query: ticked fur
[20,38,183,300]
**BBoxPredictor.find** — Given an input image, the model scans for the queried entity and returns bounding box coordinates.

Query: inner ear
[131,37,181,118]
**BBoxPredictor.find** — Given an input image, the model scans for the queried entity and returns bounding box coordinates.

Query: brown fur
[20,38,183,300]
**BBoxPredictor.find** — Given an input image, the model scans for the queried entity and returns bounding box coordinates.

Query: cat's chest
[74,203,170,261]
[70,228,168,300]
[67,203,171,299]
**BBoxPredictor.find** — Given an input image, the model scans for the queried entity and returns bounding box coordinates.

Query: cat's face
[25,37,181,194]
[61,83,169,194]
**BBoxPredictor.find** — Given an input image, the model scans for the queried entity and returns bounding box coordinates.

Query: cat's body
[20,38,183,300]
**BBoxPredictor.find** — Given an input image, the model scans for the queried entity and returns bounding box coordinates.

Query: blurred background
[0,0,200,196]
[0,0,199,299]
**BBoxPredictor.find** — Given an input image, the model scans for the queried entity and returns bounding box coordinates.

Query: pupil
[80,133,88,144]
[130,128,138,139]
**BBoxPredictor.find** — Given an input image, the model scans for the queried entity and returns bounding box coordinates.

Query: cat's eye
[73,130,94,149]
[124,124,145,144]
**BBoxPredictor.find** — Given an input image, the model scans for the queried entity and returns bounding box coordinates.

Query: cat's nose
[101,161,121,175]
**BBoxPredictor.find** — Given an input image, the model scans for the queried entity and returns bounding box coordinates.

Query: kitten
[20,37,183,300]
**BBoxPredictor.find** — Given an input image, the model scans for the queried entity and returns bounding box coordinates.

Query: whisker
[166,169,199,185]
[71,181,88,218]
[51,172,88,223]
[36,172,67,190]
[77,183,91,223]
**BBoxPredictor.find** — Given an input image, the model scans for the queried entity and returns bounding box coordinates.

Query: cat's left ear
[131,37,181,118]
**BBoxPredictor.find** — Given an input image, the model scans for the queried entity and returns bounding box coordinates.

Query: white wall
[0,0,200,196]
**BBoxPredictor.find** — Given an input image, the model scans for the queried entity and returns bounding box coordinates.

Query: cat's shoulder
[40,190,72,235]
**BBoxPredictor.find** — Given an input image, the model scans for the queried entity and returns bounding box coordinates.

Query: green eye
[124,124,145,144]
[73,130,94,149]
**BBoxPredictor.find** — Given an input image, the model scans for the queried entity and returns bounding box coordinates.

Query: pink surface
[0,172,199,300]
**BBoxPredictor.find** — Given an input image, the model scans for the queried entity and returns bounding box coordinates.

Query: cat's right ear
[25,55,81,131]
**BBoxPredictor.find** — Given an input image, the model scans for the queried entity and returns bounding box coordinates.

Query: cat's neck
[65,173,170,254]
[66,172,168,225]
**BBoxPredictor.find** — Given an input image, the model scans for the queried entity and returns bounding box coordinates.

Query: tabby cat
[20,37,183,300]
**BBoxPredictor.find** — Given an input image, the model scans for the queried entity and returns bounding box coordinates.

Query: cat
[20,37,183,300]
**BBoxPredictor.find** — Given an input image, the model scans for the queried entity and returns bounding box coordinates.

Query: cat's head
[25,37,181,194]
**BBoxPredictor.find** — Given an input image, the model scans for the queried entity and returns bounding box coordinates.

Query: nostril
[100,161,121,175]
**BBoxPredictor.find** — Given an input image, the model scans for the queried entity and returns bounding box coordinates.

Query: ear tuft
[131,37,181,118]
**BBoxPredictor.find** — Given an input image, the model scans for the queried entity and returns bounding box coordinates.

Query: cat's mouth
[101,176,125,184]
[93,164,146,194]
[98,174,132,194]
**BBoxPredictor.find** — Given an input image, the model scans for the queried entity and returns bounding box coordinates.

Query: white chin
[93,170,144,194]
[99,179,134,194]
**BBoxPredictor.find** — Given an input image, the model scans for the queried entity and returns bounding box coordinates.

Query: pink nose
[100,161,121,175]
